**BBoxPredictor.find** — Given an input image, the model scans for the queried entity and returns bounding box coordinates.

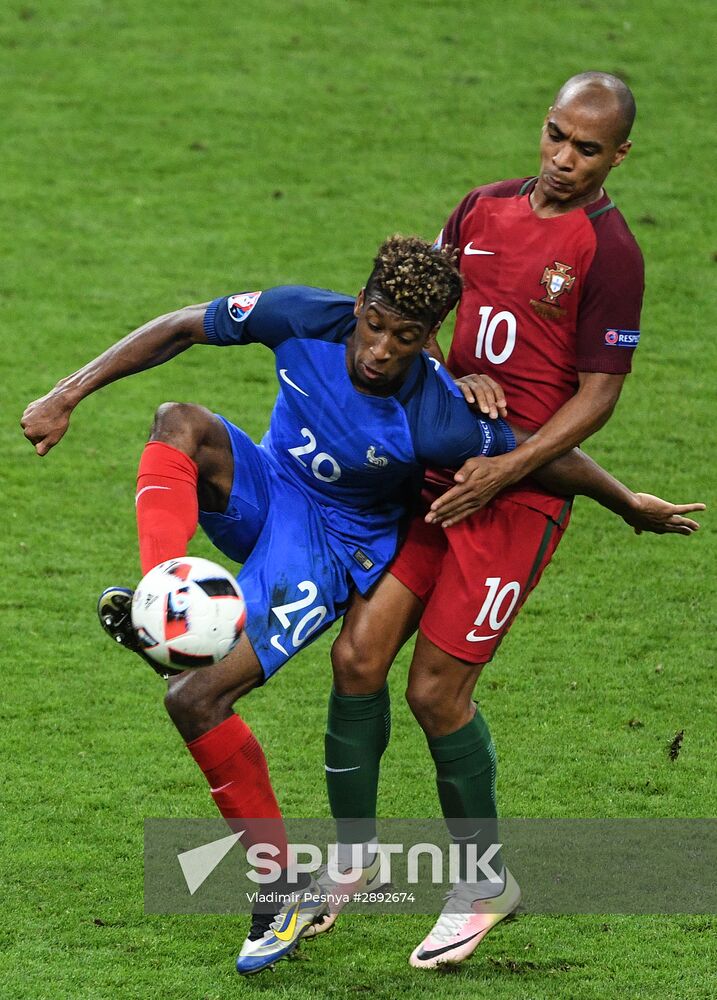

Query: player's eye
[368,321,381,332]
[579,146,598,157]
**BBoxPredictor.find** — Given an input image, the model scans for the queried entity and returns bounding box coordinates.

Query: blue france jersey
[203,286,515,592]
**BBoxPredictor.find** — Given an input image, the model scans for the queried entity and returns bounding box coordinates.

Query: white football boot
[409,868,520,969]
[303,853,388,938]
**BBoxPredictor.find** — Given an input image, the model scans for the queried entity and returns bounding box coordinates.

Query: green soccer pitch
[3,1,715,997]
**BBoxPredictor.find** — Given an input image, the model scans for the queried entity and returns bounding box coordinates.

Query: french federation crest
[530,261,575,319]
[365,445,388,468]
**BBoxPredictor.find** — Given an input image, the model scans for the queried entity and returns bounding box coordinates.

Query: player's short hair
[555,72,636,143]
[365,235,462,330]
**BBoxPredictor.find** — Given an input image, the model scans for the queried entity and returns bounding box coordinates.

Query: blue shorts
[198,417,352,680]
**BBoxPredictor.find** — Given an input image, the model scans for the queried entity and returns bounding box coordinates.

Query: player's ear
[610,139,632,168]
[354,288,365,317]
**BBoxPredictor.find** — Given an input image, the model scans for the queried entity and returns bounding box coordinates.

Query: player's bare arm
[417,364,700,536]
[21,303,209,456]
[527,446,704,535]
[427,369,623,518]
[428,426,704,535]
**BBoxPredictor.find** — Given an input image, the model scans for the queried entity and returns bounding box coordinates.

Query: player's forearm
[500,397,614,488]
[496,372,625,488]
[22,304,210,455]
[530,446,638,517]
[52,306,207,407]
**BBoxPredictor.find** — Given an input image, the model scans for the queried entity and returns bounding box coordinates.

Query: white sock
[459,865,506,900]
[335,837,379,871]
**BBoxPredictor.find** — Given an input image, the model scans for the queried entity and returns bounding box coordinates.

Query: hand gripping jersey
[435,177,644,515]
[203,285,515,593]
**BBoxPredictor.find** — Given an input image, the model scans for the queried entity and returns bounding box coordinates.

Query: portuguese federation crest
[530,261,575,319]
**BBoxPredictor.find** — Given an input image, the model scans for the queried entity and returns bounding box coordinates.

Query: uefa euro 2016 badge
[227,291,262,322]
[530,261,575,319]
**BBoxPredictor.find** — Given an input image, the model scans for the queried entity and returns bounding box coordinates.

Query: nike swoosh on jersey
[135,485,171,504]
[279,369,310,396]
[463,243,495,256]
[324,765,361,773]
[273,904,300,942]
[465,631,499,642]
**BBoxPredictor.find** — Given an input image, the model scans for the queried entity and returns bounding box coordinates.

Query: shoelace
[429,882,485,942]
[264,880,321,934]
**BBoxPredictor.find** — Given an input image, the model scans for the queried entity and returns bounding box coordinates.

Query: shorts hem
[419,620,495,665]
[388,565,429,607]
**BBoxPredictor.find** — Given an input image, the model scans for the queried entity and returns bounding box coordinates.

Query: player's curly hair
[365,235,462,329]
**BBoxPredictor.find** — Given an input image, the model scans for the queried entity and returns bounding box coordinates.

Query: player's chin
[357,363,392,390]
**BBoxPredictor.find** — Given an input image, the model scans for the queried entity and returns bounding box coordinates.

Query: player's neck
[529,181,605,219]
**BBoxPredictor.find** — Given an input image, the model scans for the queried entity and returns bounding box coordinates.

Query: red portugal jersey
[437,176,644,514]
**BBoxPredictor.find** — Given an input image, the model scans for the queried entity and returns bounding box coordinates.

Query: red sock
[187,714,289,871]
[136,441,199,574]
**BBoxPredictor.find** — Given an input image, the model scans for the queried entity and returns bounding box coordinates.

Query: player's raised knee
[149,401,216,456]
[152,400,211,429]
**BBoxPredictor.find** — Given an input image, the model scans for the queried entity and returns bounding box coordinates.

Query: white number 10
[466,576,521,641]
[475,306,517,365]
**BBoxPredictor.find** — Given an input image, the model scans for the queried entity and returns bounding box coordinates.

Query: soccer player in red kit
[315,72,703,967]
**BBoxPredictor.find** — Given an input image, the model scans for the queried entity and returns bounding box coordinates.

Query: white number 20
[270,580,328,656]
[288,427,342,483]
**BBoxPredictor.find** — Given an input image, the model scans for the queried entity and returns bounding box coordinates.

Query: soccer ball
[131,557,246,669]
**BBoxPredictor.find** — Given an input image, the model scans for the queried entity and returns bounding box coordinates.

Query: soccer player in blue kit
[21,236,702,976]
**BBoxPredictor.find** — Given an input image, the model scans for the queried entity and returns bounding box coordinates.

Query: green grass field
[3,1,716,997]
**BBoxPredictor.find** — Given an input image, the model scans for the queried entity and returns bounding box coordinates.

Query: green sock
[325,685,391,848]
[428,709,503,882]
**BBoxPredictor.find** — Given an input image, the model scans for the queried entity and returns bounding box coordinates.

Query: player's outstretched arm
[21,304,209,456]
[531,447,705,535]
[428,435,704,535]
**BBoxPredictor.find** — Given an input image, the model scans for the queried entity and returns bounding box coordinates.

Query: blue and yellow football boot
[235,879,328,975]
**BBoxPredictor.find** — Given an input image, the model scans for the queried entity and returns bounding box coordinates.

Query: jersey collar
[520,176,615,218]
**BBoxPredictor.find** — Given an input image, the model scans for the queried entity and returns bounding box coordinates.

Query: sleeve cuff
[499,418,516,454]
[203,297,224,344]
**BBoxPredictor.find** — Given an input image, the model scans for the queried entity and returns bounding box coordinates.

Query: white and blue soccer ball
[131,557,246,669]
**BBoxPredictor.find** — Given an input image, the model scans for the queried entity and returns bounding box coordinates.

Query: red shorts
[390,490,572,664]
